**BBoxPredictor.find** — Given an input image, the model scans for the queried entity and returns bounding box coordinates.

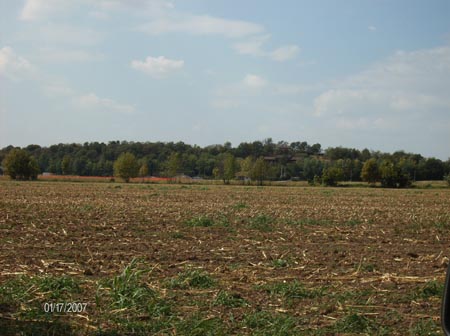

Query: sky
[1,0,449,159]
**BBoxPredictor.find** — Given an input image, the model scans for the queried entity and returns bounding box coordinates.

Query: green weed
[243,311,298,335]
[413,280,444,300]
[176,314,226,336]
[333,313,379,334]
[212,290,248,308]
[185,216,214,227]
[409,318,440,336]
[271,259,289,268]
[261,281,325,303]
[233,202,248,210]
[167,269,215,289]
[248,214,274,232]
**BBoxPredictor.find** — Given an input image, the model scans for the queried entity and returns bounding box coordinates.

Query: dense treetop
[0,139,448,182]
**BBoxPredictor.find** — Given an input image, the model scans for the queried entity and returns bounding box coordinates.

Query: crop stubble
[0,181,449,334]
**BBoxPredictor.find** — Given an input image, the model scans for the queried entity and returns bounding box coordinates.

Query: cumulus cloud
[20,0,73,21]
[233,36,300,62]
[242,74,267,88]
[77,93,135,114]
[39,24,103,46]
[137,14,264,38]
[211,74,268,109]
[43,84,75,97]
[20,0,173,21]
[131,56,184,78]
[233,35,270,57]
[269,45,300,62]
[313,45,450,122]
[38,48,103,63]
[0,46,34,80]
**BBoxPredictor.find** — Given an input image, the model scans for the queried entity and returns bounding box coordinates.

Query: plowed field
[1,181,449,335]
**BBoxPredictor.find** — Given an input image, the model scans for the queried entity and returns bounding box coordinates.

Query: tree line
[1,139,449,186]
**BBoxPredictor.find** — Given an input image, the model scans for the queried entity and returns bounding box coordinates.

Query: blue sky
[1,0,449,159]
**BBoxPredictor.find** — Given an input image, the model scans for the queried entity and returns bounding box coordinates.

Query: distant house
[263,153,325,164]
[174,174,192,180]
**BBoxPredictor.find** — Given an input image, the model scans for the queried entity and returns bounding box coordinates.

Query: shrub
[445,175,450,187]
[321,167,344,186]
[2,149,40,180]
[113,152,139,183]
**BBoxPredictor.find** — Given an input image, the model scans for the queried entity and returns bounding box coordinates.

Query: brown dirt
[0,181,449,334]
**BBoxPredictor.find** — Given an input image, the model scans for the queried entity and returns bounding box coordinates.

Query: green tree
[28,157,40,180]
[212,167,220,180]
[61,155,72,175]
[223,153,237,184]
[166,152,181,178]
[379,160,411,188]
[321,167,344,186]
[379,160,397,188]
[250,157,268,186]
[2,149,40,180]
[113,152,139,182]
[445,174,450,187]
[139,163,149,178]
[237,156,253,183]
[361,158,379,185]
[302,158,323,182]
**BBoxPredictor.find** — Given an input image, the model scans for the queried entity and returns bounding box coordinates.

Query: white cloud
[38,48,103,63]
[20,0,173,21]
[313,45,450,122]
[211,74,268,109]
[233,36,300,62]
[77,93,135,114]
[137,14,264,38]
[88,10,110,20]
[43,84,75,97]
[0,46,34,80]
[20,0,74,21]
[269,45,300,62]
[242,74,267,88]
[233,35,270,56]
[273,83,319,95]
[96,0,173,11]
[368,25,377,32]
[131,56,184,78]
[38,24,103,46]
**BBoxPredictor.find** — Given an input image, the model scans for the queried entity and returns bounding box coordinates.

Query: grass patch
[185,216,214,227]
[0,274,82,322]
[166,269,215,289]
[184,214,231,228]
[332,288,375,305]
[243,311,298,335]
[248,214,274,232]
[96,259,174,333]
[434,220,450,231]
[409,318,440,336]
[0,275,81,304]
[287,218,333,227]
[176,314,226,336]
[100,258,156,310]
[261,280,325,303]
[333,313,381,334]
[345,219,363,226]
[412,280,444,300]
[212,290,248,308]
[233,202,248,210]
[170,231,185,239]
[271,259,289,268]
